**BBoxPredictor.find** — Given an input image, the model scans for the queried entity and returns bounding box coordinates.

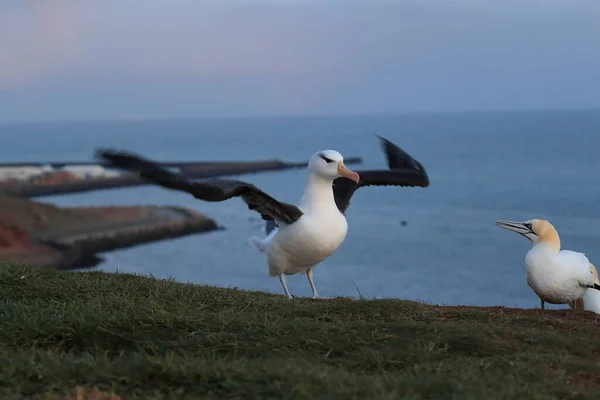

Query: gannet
[495,219,600,311]
[97,136,429,299]
[571,263,600,313]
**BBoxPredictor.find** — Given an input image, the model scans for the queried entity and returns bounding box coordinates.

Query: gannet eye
[525,223,533,230]
[319,154,334,163]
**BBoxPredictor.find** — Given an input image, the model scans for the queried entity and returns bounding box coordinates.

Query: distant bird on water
[97,136,429,300]
[495,219,600,313]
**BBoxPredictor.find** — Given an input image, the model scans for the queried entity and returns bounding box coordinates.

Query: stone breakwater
[37,206,219,269]
[0,195,218,270]
[0,157,362,198]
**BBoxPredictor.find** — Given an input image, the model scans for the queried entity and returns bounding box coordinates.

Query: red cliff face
[0,223,33,249]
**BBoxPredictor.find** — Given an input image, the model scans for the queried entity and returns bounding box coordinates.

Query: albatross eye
[319,154,334,163]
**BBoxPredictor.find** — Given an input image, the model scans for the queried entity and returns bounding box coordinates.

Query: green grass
[1,265,600,399]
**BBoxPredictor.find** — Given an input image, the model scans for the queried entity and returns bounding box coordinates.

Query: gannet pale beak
[494,220,536,241]
[337,160,360,183]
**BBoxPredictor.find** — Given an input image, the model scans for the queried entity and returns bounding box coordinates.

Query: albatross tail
[248,222,279,253]
[248,236,268,252]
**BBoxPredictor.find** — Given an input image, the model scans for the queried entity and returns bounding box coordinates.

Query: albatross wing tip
[95,147,122,161]
[94,147,107,159]
[374,135,421,171]
[375,134,394,151]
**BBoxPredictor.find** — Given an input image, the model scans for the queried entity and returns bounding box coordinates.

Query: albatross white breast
[97,136,429,300]
[495,219,600,313]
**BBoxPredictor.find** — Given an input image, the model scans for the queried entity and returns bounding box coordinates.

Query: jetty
[0,157,362,198]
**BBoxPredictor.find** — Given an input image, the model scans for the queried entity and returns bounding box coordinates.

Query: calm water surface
[2,111,600,309]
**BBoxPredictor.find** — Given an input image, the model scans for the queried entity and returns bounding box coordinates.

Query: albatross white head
[307,150,360,183]
[299,150,360,211]
[494,219,561,252]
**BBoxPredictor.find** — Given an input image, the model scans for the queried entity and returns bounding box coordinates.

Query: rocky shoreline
[0,195,218,270]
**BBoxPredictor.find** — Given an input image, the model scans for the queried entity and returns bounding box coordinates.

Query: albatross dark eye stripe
[319,153,334,163]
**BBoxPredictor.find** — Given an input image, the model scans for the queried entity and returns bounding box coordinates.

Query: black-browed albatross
[97,136,429,299]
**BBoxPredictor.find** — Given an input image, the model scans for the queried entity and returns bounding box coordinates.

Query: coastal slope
[0,195,218,269]
[0,264,599,399]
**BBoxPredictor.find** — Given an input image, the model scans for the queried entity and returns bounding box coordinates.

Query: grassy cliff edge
[1,264,599,399]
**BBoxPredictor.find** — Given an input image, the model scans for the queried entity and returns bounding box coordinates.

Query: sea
[1,110,600,309]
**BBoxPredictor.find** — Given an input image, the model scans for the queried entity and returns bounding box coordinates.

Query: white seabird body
[572,264,600,313]
[249,207,347,276]
[266,200,348,277]
[248,149,359,299]
[525,244,593,304]
[579,290,600,313]
[495,219,600,312]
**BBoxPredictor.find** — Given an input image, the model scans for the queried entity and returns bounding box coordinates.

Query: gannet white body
[495,219,600,312]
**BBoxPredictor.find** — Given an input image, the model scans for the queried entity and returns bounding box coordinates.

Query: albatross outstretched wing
[263,136,429,235]
[97,149,304,225]
[332,136,429,214]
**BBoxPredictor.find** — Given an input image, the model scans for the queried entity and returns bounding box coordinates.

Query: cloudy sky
[1,0,599,121]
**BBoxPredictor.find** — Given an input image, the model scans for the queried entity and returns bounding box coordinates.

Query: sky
[0,0,599,122]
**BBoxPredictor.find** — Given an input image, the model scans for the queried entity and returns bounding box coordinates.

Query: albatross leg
[279,274,293,300]
[540,298,545,310]
[306,269,331,300]
[307,269,319,298]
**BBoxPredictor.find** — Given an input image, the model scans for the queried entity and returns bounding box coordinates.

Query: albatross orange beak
[337,160,360,183]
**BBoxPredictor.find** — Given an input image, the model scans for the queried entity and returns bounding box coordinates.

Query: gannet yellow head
[494,218,561,252]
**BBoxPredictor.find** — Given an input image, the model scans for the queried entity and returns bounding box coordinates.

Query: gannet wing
[558,250,600,290]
